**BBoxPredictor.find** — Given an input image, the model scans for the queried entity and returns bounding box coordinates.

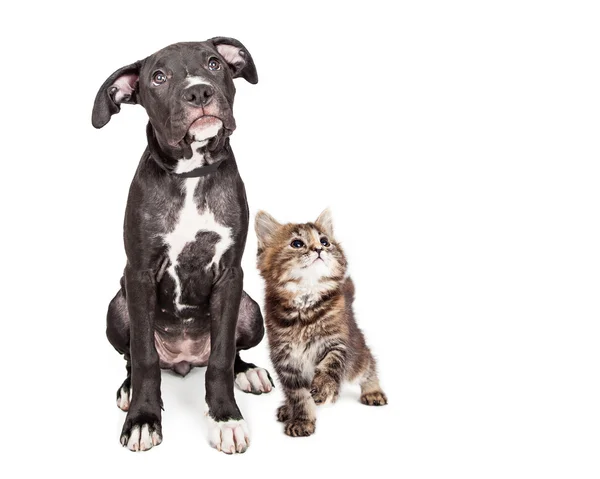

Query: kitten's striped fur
[255,209,387,437]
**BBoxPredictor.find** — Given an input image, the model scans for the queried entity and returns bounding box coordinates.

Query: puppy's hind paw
[360,390,388,406]
[116,385,131,411]
[235,367,274,394]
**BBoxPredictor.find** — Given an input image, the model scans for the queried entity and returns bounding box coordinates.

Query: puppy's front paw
[235,367,274,394]
[206,417,250,454]
[360,390,388,406]
[310,372,339,405]
[284,420,315,437]
[120,413,162,452]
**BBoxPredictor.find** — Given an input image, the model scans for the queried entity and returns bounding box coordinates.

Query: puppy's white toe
[124,423,160,452]
[207,417,250,454]
[235,371,252,392]
[235,367,273,394]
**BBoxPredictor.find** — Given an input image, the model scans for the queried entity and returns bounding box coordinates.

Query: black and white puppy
[92,38,273,454]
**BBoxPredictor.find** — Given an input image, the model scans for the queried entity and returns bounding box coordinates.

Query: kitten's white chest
[286,265,336,309]
[163,177,233,309]
[290,286,322,309]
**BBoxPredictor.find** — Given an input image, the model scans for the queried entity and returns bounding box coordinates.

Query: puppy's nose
[183,84,214,106]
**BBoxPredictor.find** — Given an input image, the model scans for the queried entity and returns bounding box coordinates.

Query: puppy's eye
[152,71,167,85]
[320,237,330,247]
[291,239,305,249]
[208,58,221,71]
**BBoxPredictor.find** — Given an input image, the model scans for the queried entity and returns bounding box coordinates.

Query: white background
[2,1,599,477]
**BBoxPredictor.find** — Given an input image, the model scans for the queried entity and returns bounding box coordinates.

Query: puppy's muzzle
[183,84,214,107]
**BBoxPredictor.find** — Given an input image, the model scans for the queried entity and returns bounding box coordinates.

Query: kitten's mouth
[311,257,325,265]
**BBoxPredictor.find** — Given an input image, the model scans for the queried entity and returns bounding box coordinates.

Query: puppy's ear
[255,211,281,249]
[210,37,258,84]
[315,208,334,237]
[92,61,142,129]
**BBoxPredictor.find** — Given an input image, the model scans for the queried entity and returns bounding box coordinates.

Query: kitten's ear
[315,208,334,237]
[255,211,281,248]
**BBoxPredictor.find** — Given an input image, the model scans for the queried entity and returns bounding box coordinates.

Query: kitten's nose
[314,248,323,256]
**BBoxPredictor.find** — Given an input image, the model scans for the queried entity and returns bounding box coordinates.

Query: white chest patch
[163,176,233,310]
[286,263,337,309]
[174,141,208,174]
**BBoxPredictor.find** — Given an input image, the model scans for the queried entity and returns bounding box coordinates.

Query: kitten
[255,208,387,437]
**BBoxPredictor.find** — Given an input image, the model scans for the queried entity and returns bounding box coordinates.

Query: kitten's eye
[320,237,330,247]
[291,239,305,248]
[208,58,221,71]
[152,71,167,85]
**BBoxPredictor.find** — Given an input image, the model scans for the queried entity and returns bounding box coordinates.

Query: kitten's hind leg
[359,360,388,406]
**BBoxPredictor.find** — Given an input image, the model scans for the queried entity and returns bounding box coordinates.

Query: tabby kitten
[255,209,387,437]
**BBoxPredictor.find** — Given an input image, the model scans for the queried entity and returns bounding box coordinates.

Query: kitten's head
[255,209,347,288]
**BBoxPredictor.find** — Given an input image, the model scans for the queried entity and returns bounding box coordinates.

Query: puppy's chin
[186,117,223,142]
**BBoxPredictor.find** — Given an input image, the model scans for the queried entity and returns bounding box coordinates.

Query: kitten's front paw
[360,390,388,406]
[276,404,291,422]
[284,420,315,437]
[310,373,339,405]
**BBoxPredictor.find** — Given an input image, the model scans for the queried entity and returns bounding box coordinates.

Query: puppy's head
[92,38,257,151]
